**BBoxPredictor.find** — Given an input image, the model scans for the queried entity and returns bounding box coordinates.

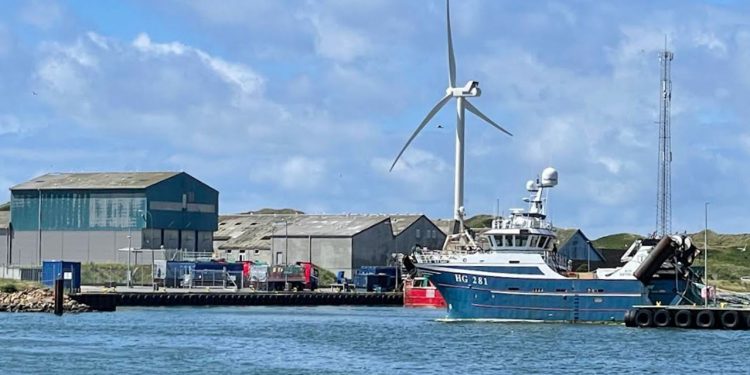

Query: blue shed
[42,260,81,292]
[555,228,605,269]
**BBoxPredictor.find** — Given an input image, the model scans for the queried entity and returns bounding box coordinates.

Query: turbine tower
[390,0,512,232]
[656,39,673,237]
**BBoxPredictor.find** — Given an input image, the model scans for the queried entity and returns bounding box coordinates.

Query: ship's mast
[656,38,673,237]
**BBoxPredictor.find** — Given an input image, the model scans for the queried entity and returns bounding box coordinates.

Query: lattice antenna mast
[656,38,673,237]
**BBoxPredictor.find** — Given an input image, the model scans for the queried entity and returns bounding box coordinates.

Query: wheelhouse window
[504,235,512,247]
[539,237,550,249]
[515,235,528,247]
[529,236,539,248]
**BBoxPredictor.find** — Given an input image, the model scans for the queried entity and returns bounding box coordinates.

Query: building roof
[388,215,424,236]
[434,219,471,236]
[276,215,390,237]
[0,211,9,229]
[554,228,579,246]
[0,201,9,211]
[555,228,605,262]
[215,214,303,251]
[11,172,181,190]
[215,214,436,252]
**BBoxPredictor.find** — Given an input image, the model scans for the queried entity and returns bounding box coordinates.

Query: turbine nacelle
[447,80,481,97]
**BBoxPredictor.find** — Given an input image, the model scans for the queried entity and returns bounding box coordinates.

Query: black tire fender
[696,310,715,329]
[721,310,740,330]
[635,309,653,328]
[653,309,671,327]
[674,309,692,328]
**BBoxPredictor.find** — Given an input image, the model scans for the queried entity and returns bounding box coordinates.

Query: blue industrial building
[556,228,605,271]
[3,172,218,267]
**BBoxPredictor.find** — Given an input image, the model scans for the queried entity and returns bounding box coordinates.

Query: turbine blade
[390,94,452,172]
[447,0,456,87]
[464,100,513,136]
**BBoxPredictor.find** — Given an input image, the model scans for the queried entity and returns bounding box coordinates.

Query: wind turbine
[390,0,512,230]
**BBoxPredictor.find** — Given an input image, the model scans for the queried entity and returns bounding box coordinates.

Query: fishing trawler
[407,168,703,322]
[390,0,704,322]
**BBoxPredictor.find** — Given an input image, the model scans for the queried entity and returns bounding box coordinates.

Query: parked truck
[267,262,319,291]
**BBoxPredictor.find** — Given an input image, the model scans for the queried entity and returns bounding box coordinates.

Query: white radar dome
[541,167,558,187]
[526,180,538,191]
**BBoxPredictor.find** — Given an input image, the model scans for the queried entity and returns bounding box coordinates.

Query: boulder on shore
[0,287,92,313]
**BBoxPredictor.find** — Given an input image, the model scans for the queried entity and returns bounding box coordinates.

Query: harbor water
[1,306,748,374]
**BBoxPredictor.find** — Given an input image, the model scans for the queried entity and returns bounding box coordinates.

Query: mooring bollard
[54,278,64,316]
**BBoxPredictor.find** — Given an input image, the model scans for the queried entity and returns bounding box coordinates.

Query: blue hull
[421,265,683,322]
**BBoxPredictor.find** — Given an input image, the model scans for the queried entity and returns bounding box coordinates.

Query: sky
[0,0,748,238]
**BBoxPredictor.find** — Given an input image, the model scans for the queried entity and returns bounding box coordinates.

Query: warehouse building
[0,208,10,272]
[6,172,218,267]
[213,214,302,263]
[555,228,604,271]
[214,214,444,277]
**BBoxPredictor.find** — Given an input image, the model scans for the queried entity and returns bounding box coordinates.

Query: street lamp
[138,209,154,289]
[704,202,709,307]
[273,220,289,290]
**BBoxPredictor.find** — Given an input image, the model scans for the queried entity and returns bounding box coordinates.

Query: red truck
[267,262,319,291]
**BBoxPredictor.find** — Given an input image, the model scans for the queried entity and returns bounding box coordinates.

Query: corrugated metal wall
[11,190,146,231]
[352,220,395,272]
[394,216,445,252]
[146,173,218,231]
[8,172,219,265]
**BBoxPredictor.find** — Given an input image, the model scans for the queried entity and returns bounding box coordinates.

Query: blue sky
[0,0,748,238]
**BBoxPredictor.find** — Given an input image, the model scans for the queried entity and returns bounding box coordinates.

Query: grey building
[213,214,302,263]
[555,228,605,271]
[6,172,218,267]
[0,210,9,270]
[214,214,445,278]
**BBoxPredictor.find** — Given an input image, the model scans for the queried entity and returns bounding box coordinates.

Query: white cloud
[597,157,622,174]
[0,24,12,58]
[19,0,62,30]
[306,14,370,63]
[250,156,327,191]
[694,32,728,56]
[741,134,750,153]
[0,115,22,135]
[132,33,265,96]
[370,148,451,202]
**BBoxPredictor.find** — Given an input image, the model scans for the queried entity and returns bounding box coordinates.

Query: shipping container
[42,260,81,292]
[353,266,399,292]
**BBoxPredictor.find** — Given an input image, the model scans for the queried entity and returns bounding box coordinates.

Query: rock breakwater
[0,288,92,313]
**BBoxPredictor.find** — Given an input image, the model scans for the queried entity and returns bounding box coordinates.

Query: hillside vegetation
[687,230,750,291]
[465,214,494,228]
[592,233,644,250]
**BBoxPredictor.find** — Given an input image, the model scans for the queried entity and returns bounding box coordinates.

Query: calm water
[1,306,748,374]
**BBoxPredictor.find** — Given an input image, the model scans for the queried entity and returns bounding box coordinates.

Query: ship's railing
[498,216,553,230]
[543,252,570,272]
[413,249,481,264]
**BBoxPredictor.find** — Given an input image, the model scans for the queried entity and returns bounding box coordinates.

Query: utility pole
[656,37,674,237]
[704,202,709,307]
